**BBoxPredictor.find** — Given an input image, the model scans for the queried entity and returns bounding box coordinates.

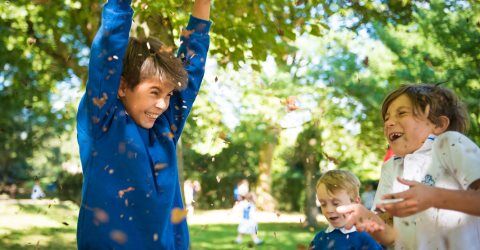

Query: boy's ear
[118,77,127,97]
[434,115,450,134]
[353,196,361,204]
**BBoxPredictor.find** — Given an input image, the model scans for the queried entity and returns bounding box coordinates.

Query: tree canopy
[1,1,479,220]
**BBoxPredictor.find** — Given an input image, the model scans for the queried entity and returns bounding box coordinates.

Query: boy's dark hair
[381,84,469,133]
[316,169,360,201]
[122,37,188,90]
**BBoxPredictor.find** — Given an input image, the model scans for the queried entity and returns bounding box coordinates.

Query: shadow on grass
[0,226,76,250]
[190,222,327,250]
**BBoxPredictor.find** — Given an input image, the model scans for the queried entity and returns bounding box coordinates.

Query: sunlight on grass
[190,223,326,249]
[0,200,325,249]
[0,199,78,249]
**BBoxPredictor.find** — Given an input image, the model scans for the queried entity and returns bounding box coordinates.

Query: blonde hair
[316,170,360,201]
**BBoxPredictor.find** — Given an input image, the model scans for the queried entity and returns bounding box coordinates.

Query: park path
[0,198,327,226]
[188,209,311,225]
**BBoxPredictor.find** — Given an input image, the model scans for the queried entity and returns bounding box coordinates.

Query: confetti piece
[181,29,194,39]
[154,163,167,171]
[93,93,108,108]
[118,187,135,198]
[94,208,109,223]
[171,207,188,224]
[110,230,127,245]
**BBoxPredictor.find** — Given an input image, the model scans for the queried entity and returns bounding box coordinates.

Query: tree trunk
[304,155,319,228]
[177,137,185,203]
[255,142,277,212]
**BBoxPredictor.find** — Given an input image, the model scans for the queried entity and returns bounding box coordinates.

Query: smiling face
[383,94,438,157]
[118,78,175,129]
[317,184,358,228]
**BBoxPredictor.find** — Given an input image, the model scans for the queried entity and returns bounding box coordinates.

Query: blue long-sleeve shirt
[310,227,383,250]
[76,0,210,249]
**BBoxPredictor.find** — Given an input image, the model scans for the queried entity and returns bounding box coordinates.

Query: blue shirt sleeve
[164,15,211,143]
[85,0,133,138]
[361,232,383,250]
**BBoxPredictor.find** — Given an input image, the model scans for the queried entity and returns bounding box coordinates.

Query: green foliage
[57,173,83,205]
[372,0,480,143]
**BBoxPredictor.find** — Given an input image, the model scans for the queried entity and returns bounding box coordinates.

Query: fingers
[396,177,420,186]
[382,191,406,200]
[383,200,419,217]
[336,204,356,214]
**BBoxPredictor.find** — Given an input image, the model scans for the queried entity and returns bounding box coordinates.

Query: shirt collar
[325,225,357,234]
[392,134,436,160]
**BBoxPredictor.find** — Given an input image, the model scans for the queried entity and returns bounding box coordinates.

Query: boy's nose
[384,118,395,127]
[156,98,168,110]
[325,204,336,213]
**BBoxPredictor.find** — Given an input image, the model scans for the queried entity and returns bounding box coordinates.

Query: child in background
[337,84,480,249]
[310,170,382,250]
[76,0,211,249]
[361,181,376,210]
[31,180,45,200]
[235,192,263,245]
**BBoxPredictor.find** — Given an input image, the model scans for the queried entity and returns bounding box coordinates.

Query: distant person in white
[31,180,45,200]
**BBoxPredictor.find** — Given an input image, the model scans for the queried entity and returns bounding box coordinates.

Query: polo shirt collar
[392,134,436,160]
[325,225,357,234]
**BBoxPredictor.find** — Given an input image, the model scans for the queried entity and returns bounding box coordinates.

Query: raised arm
[85,0,133,135]
[163,0,211,142]
[192,0,211,20]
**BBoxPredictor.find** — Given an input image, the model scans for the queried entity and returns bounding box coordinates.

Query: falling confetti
[118,187,135,198]
[110,230,127,245]
[181,29,194,39]
[171,207,188,224]
[94,208,109,223]
[154,163,167,171]
[93,93,108,108]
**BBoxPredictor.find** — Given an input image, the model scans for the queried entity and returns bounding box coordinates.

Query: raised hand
[377,177,435,217]
[336,203,385,233]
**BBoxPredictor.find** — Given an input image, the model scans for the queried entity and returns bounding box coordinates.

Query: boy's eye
[151,91,159,96]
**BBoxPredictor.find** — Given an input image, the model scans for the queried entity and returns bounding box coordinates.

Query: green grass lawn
[190,223,320,250]
[0,199,325,249]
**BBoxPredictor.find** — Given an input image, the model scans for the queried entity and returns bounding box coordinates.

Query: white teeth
[389,132,403,141]
[145,112,159,119]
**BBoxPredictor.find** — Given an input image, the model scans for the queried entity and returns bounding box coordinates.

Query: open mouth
[328,216,340,222]
[145,112,160,119]
[389,132,403,142]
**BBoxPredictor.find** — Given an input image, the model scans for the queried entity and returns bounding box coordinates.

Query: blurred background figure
[31,180,45,200]
[361,181,377,210]
[234,179,249,205]
[234,192,263,245]
[184,180,201,216]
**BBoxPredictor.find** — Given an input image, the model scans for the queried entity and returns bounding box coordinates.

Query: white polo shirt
[374,131,480,250]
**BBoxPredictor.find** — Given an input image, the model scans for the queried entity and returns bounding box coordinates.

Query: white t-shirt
[374,131,480,250]
[235,200,258,234]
